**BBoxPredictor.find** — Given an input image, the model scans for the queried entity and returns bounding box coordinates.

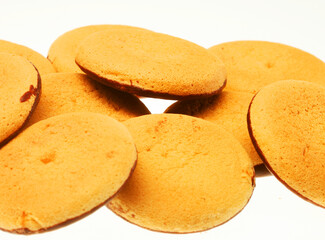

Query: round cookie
[0,52,41,148]
[47,25,143,73]
[27,73,150,126]
[76,28,226,100]
[209,40,325,93]
[167,41,325,166]
[0,112,137,234]
[0,40,55,76]
[108,114,255,233]
[248,80,325,208]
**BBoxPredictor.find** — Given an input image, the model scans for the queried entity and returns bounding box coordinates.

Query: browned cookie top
[248,80,325,208]
[76,28,226,100]
[0,112,137,234]
[209,41,325,93]
[109,114,254,233]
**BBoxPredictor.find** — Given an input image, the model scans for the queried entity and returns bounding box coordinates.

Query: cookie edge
[0,65,42,149]
[247,92,325,209]
[77,63,227,100]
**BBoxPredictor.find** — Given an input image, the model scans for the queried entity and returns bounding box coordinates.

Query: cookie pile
[0,25,324,235]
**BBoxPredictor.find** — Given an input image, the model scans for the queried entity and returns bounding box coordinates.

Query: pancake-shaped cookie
[28,73,150,126]
[209,41,325,93]
[248,80,325,208]
[48,25,142,73]
[0,52,41,148]
[166,41,325,166]
[0,40,55,76]
[76,28,226,100]
[108,114,254,233]
[0,112,137,234]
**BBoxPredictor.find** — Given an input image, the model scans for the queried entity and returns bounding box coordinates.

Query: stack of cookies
[0,25,324,235]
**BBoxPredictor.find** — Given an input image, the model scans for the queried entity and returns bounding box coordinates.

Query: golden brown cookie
[76,28,226,100]
[0,112,137,234]
[0,52,41,148]
[28,73,149,126]
[0,40,55,76]
[167,41,325,166]
[108,114,254,233]
[47,25,142,73]
[248,80,325,208]
[209,41,325,93]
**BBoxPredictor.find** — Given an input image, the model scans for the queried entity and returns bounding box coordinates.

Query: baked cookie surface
[47,25,140,73]
[0,52,41,148]
[0,112,137,234]
[167,41,325,166]
[0,40,55,76]
[209,40,325,93]
[165,90,260,166]
[108,114,254,233]
[248,80,325,208]
[28,73,149,126]
[76,28,226,99]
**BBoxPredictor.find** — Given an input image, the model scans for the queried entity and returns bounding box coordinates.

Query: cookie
[167,41,325,166]
[165,90,262,167]
[248,80,325,208]
[0,112,137,234]
[27,73,150,126]
[108,114,254,233]
[75,28,226,100]
[0,40,55,76]
[209,40,325,93]
[0,52,41,148]
[47,25,142,73]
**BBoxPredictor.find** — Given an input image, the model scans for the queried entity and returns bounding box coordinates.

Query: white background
[1,0,325,239]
